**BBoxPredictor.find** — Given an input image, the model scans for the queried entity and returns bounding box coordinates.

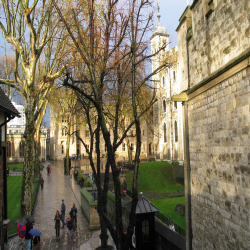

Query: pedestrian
[66,217,73,238]
[46,165,50,175]
[54,210,61,238]
[33,236,41,250]
[70,203,77,231]
[74,168,78,180]
[170,222,175,232]
[49,165,52,174]
[40,176,44,190]
[61,199,66,228]
[25,218,33,250]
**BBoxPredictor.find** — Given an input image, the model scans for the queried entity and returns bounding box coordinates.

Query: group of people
[46,165,52,175]
[54,199,78,238]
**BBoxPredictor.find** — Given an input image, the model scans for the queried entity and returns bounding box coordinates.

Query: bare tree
[53,0,170,249]
[0,0,66,216]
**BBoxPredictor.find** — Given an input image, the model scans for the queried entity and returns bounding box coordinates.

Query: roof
[125,193,159,214]
[0,88,21,118]
[151,13,169,40]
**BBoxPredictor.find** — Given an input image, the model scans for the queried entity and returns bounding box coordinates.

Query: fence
[155,211,186,238]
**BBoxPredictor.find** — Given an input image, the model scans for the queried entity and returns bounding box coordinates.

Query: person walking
[46,165,50,175]
[49,165,52,174]
[54,210,61,238]
[66,217,73,238]
[33,236,41,250]
[25,218,33,250]
[61,199,66,228]
[40,176,44,190]
[70,203,77,231]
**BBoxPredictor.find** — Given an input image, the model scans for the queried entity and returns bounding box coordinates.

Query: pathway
[5,161,116,250]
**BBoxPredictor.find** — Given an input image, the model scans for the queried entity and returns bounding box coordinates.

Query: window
[141,219,149,242]
[85,130,90,137]
[173,71,176,81]
[162,76,165,87]
[175,121,178,142]
[20,141,25,157]
[7,141,12,157]
[61,144,64,154]
[174,101,177,109]
[77,143,80,155]
[62,128,66,136]
[143,130,145,136]
[122,143,126,151]
[163,123,167,143]
[86,144,89,151]
[40,142,42,155]
[131,144,134,151]
[163,100,166,113]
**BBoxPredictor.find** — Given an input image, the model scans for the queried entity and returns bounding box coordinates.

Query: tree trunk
[21,103,35,216]
[34,130,41,182]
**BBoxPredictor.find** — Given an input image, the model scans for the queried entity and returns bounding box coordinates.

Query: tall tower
[151,4,183,164]
[150,5,169,160]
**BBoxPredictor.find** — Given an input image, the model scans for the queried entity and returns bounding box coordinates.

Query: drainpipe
[185,26,192,250]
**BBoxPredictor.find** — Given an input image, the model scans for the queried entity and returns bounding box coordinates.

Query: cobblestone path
[6,160,116,250]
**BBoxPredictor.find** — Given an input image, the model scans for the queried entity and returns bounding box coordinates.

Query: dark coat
[70,207,77,218]
[67,219,72,230]
[25,221,33,240]
[54,214,61,230]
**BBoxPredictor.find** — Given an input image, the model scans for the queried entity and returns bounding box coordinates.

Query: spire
[151,0,169,39]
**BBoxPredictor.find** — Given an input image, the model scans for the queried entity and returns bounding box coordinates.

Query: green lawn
[125,161,184,193]
[152,197,186,229]
[7,176,38,235]
[8,163,35,171]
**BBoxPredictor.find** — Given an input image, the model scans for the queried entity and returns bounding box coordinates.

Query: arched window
[163,123,167,143]
[62,128,66,136]
[20,141,25,157]
[7,141,12,157]
[163,99,166,113]
[162,76,165,87]
[175,121,178,142]
[61,144,64,154]
[174,101,177,109]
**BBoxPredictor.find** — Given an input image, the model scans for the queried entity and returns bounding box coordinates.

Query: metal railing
[155,211,186,238]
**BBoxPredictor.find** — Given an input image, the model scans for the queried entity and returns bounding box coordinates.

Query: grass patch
[125,161,184,193]
[152,197,186,229]
[7,163,35,171]
[7,176,38,235]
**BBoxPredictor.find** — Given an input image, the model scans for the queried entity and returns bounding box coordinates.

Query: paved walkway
[5,161,116,250]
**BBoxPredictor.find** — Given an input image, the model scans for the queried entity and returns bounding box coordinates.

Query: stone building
[49,109,154,161]
[173,1,250,249]
[6,102,47,163]
[151,11,184,163]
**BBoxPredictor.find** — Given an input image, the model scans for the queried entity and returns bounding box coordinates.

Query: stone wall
[188,67,250,249]
[189,0,250,88]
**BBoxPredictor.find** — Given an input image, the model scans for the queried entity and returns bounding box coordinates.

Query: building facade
[49,110,154,161]
[151,12,184,163]
[6,103,47,163]
[174,1,250,249]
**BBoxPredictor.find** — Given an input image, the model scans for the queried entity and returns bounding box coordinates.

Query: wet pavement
[5,160,116,250]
